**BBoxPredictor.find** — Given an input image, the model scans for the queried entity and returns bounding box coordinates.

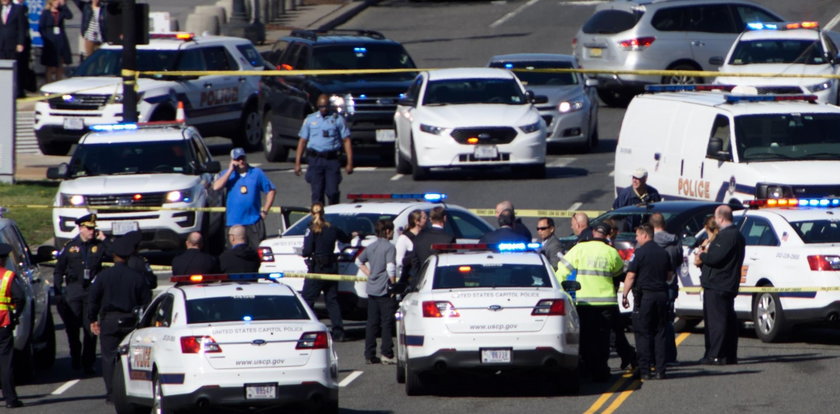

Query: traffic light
[105,2,150,45]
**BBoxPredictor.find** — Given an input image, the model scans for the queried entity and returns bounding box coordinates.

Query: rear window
[582,10,642,34]
[488,61,578,86]
[791,220,840,243]
[186,296,309,323]
[285,213,397,236]
[433,264,552,289]
[728,39,827,65]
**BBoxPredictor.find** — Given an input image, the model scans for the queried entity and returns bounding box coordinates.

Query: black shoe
[699,357,726,366]
[83,366,96,375]
[366,356,381,364]
[639,372,652,381]
[620,356,637,370]
[5,400,23,408]
[654,372,666,380]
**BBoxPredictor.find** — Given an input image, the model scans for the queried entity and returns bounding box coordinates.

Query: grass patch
[0,181,59,246]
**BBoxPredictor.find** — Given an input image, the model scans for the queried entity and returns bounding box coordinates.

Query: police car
[34,33,264,156]
[46,123,223,251]
[111,274,339,414]
[715,22,840,104]
[676,198,840,342]
[257,193,494,316]
[393,68,548,180]
[395,243,580,396]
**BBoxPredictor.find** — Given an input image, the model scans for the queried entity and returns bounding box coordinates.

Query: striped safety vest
[0,269,16,328]
[555,240,624,306]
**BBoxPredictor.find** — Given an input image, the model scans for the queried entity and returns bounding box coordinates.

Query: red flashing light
[150,32,195,41]
[422,301,460,318]
[296,332,329,349]
[431,243,489,252]
[617,247,635,261]
[467,137,479,144]
[171,274,228,283]
[532,299,566,316]
[808,255,840,271]
[458,266,472,273]
[133,194,142,201]
[619,36,655,50]
[180,336,221,353]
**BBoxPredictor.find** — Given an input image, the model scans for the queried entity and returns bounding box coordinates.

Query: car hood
[58,174,200,194]
[312,76,415,95]
[415,104,539,128]
[743,160,840,181]
[40,77,174,95]
[717,64,834,86]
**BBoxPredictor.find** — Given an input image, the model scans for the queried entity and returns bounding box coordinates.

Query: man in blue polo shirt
[213,148,276,250]
[294,94,354,205]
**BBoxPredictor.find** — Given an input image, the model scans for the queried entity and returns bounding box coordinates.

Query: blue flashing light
[725,94,817,104]
[504,63,514,69]
[89,123,139,132]
[423,193,447,202]
[645,84,733,93]
[268,272,284,279]
[497,242,542,252]
[243,315,252,322]
[399,93,406,99]
[359,94,367,99]
[354,47,367,53]
[833,199,840,207]
[347,193,447,201]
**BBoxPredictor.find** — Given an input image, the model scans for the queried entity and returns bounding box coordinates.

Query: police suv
[46,123,223,251]
[395,243,581,396]
[34,33,264,155]
[676,198,840,342]
[112,274,339,413]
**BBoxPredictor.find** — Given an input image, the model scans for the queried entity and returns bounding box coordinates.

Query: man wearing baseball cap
[613,167,662,209]
[213,148,277,250]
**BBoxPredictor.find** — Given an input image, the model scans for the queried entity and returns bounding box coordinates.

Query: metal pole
[122,0,138,123]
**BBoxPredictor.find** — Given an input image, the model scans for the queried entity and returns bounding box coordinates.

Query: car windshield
[68,141,196,177]
[186,295,309,323]
[734,113,840,162]
[592,212,677,234]
[728,39,827,65]
[74,49,184,77]
[790,219,840,243]
[423,78,526,105]
[433,263,552,289]
[285,213,398,236]
[582,9,643,34]
[311,44,417,81]
[488,61,578,86]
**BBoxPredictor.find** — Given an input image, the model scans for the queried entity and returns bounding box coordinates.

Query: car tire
[113,360,144,414]
[396,345,406,384]
[405,359,426,396]
[38,139,73,156]
[152,372,170,414]
[673,316,701,333]
[395,140,411,174]
[597,88,633,107]
[263,115,289,162]
[753,290,788,343]
[33,309,56,369]
[236,105,263,152]
[410,139,429,181]
[662,63,704,85]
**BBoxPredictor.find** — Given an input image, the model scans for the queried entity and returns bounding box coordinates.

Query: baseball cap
[632,168,648,179]
[230,147,246,160]
[593,222,612,235]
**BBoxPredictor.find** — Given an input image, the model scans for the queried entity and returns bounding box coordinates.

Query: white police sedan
[111,274,339,414]
[396,243,580,395]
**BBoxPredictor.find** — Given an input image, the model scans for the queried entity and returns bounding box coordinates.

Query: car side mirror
[202,160,221,174]
[706,137,730,160]
[561,280,581,292]
[585,78,599,87]
[47,163,69,179]
[533,95,549,104]
[709,56,724,66]
[397,97,416,107]
[33,245,56,263]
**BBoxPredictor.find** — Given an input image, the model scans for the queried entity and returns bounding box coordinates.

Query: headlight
[419,123,445,135]
[806,80,833,93]
[61,194,86,206]
[329,93,355,116]
[558,99,585,113]
[165,189,193,203]
[519,121,542,133]
[756,184,794,199]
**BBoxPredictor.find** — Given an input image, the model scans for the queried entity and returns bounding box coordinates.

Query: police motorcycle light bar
[346,193,447,202]
[149,32,195,40]
[746,198,840,208]
[725,94,818,104]
[644,84,735,93]
[746,21,819,31]
[171,272,285,284]
[431,242,542,252]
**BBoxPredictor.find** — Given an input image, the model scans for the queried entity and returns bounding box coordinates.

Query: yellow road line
[582,372,632,414]
[602,380,641,414]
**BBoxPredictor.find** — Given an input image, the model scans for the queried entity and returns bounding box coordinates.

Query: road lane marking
[608,171,614,177]
[390,174,404,181]
[547,157,576,167]
[52,379,80,395]
[568,202,583,211]
[339,370,363,387]
[489,0,540,28]
[826,9,840,30]
[560,0,608,5]
[602,379,641,414]
[583,373,632,414]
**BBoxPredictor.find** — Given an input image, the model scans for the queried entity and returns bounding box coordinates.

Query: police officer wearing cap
[0,243,24,408]
[53,213,106,374]
[294,94,354,205]
[613,168,662,209]
[88,235,150,403]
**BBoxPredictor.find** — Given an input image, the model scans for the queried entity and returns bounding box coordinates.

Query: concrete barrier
[195,5,228,26]
[216,0,235,23]
[185,13,221,36]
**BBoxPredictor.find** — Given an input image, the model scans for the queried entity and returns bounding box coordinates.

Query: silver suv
[573,0,783,106]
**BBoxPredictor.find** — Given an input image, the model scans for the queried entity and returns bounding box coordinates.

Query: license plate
[63,118,84,130]
[245,383,277,400]
[481,348,511,364]
[376,129,396,142]
[474,145,498,159]
[112,221,139,235]
[589,47,603,58]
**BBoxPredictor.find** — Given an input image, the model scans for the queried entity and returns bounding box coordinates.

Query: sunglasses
[536,226,551,231]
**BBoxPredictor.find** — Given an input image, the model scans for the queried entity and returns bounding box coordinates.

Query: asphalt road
[14,1,840,413]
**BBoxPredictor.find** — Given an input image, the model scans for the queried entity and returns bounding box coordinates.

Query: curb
[317,0,380,31]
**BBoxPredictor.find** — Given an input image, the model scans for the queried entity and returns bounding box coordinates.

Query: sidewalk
[12,0,375,182]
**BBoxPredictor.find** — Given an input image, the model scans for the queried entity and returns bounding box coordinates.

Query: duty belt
[307,149,340,159]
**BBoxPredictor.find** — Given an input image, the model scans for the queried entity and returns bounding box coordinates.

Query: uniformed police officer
[0,243,24,408]
[294,94,354,205]
[621,224,674,380]
[53,213,106,374]
[555,222,625,382]
[88,236,150,403]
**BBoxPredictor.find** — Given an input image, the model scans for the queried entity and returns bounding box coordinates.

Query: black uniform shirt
[219,244,260,273]
[627,241,672,292]
[302,225,351,258]
[87,262,150,321]
[172,249,220,276]
[699,225,746,293]
[53,236,106,295]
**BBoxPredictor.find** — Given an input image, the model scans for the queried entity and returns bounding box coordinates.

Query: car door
[737,216,781,313]
[126,294,175,398]
[200,46,242,124]
[395,75,424,159]
[682,4,740,73]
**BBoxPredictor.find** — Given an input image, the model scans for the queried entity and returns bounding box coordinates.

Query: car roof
[489,53,577,64]
[599,0,765,12]
[609,201,727,214]
[435,251,547,267]
[427,67,516,81]
[746,206,840,222]
[101,34,251,51]
[80,125,195,144]
[636,92,840,115]
[738,28,821,41]
[170,280,299,301]
[283,30,401,46]
[323,201,471,216]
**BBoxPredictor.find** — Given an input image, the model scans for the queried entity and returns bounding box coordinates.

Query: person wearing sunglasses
[536,217,562,271]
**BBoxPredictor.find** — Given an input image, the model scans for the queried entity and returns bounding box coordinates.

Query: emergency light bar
[171,272,284,284]
[746,21,818,31]
[89,121,186,132]
[431,242,542,252]
[644,84,734,93]
[347,193,447,202]
[725,94,818,104]
[150,32,195,40]
[747,198,840,208]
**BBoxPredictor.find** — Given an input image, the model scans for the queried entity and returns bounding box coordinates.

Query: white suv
[34,33,265,155]
[46,123,223,251]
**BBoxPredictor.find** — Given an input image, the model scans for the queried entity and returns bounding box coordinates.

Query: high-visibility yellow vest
[555,240,624,306]
[0,269,16,328]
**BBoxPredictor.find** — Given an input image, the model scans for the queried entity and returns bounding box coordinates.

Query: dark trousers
[99,313,133,398]
[302,278,344,333]
[365,295,395,359]
[610,310,636,364]
[57,293,97,369]
[665,299,678,363]
[703,289,738,362]
[633,291,669,374]
[578,305,614,380]
[0,326,18,402]
[305,156,342,205]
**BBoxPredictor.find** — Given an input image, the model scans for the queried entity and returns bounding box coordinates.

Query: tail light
[808,255,840,271]
[258,246,274,262]
[618,36,655,50]
[617,248,635,261]
[532,299,566,316]
[296,331,329,349]
[180,336,222,353]
[422,301,460,318]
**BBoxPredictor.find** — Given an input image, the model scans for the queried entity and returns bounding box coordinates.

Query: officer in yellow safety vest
[555,222,625,382]
[0,243,25,408]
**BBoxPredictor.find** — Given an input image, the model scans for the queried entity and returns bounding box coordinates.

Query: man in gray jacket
[536,217,563,270]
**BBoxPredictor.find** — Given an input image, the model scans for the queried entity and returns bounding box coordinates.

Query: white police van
[34,33,264,155]
[615,85,840,204]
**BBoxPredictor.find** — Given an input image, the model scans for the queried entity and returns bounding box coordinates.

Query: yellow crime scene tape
[681,286,840,293]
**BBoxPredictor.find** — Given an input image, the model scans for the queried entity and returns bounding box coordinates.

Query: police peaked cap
[75,214,97,228]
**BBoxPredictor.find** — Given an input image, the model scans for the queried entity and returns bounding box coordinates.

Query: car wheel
[662,63,703,85]
[236,106,263,151]
[263,115,289,162]
[597,88,633,107]
[410,139,429,181]
[33,309,56,368]
[395,138,411,174]
[152,373,169,414]
[38,139,73,156]
[673,316,701,333]
[405,359,426,396]
[753,291,788,342]
[113,360,144,414]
